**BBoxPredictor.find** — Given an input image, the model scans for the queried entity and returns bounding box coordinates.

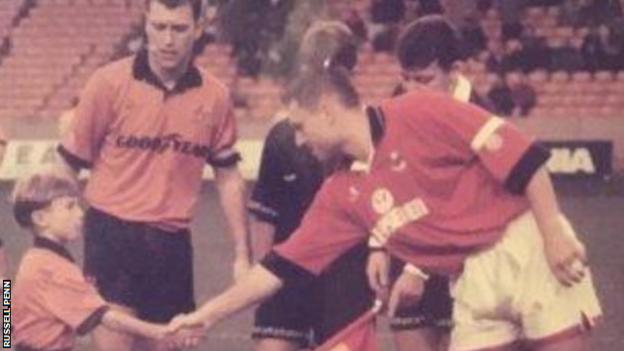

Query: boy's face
[38,196,84,242]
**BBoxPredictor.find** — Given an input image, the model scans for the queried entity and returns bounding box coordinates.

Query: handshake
[152,312,210,349]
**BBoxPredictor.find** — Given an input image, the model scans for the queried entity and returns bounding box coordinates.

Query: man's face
[38,196,84,242]
[289,102,342,162]
[145,1,200,72]
[401,60,450,93]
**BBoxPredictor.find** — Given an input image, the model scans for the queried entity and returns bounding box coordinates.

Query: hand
[387,271,425,318]
[232,254,251,282]
[164,325,205,349]
[543,228,587,287]
[166,313,206,334]
[366,250,390,301]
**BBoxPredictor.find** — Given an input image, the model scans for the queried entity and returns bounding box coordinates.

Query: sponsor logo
[547,147,596,174]
[371,188,395,214]
[115,133,212,159]
[485,133,503,152]
[283,173,297,182]
[370,198,429,246]
[390,151,407,172]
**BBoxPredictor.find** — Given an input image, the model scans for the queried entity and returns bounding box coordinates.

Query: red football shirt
[270,90,549,276]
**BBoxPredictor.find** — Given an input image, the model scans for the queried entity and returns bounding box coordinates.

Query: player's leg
[393,328,447,351]
[313,243,375,346]
[133,226,196,351]
[83,208,142,351]
[252,282,315,351]
[388,258,452,351]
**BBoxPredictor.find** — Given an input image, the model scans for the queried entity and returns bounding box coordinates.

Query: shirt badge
[371,188,394,214]
[283,173,297,182]
[390,151,407,172]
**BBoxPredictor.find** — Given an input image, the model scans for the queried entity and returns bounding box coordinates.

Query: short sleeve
[207,92,239,167]
[37,265,108,335]
[264,181,367,279]
[248,126,286,224]
[400,91,549,194]
[60,69,116,168]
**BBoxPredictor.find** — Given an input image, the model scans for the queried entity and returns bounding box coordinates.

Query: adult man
[171,63,601,351]
[248,21,374,351]
[57,1,249,350]
[369,15,492,351]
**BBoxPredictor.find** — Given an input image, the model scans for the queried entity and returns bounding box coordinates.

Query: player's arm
[416,92,584,286]
[214,165,251,280]
[56,68,114,179]
[170,264,283,331]
[248,126,287,262]
[170,183,366,331]
[100,309,167,340]
[525,167,586,286]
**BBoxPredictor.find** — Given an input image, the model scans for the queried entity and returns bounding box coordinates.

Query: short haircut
[11,168,80,229]
[298,21,358,74]
[146,0,203,22]
[284,65,359,111]
[396,15,463,72]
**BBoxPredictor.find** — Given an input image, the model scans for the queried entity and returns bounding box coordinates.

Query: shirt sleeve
[403,91,550,194]
[207,91,240,168]
[247,128,284,224]
[60,68,116,169]
[37,265,109,335]
[262,181,367,283]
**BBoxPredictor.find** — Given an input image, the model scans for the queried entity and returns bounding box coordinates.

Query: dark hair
[284,65,359,111]
[298,21,358,74]
[396,15,463,72]
[146,0,203,22]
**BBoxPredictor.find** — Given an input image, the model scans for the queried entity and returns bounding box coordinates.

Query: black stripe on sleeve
[504,143,551,195]
[57,145,92,171]
[208,152,242,168]
[261,251,316,287]
[76,305,110,335]
[248,204,279,225]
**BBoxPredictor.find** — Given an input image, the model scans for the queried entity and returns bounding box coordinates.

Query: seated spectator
[500,39,525,72]
[417,0,443,15]
[506,72,537,116]
[344,9,368,44]
[460,14,487,57]
[370,0,406,24]
[549,37,584,72]
[582,24,622,71]
[519,25,550,71]
[485,40,506,74]
[559,0,584,26]
[497,0,524,41]
[487,75,515,116]
[372,24,399,52]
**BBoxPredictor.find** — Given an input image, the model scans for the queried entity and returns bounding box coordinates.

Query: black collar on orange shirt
[34,237,75,263]
[132,49,202,94]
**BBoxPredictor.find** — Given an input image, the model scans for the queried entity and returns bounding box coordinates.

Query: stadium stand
[0,0,622,123]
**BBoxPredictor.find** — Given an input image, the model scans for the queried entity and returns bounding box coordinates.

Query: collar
[450,74,472,103]
[132,49,202,94]
[34,236,75,263]
[350,106,386,173]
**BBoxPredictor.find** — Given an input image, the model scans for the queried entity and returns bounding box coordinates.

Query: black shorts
[252,243,374,348]
[389,258,453,331]
[83,207,196,323]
